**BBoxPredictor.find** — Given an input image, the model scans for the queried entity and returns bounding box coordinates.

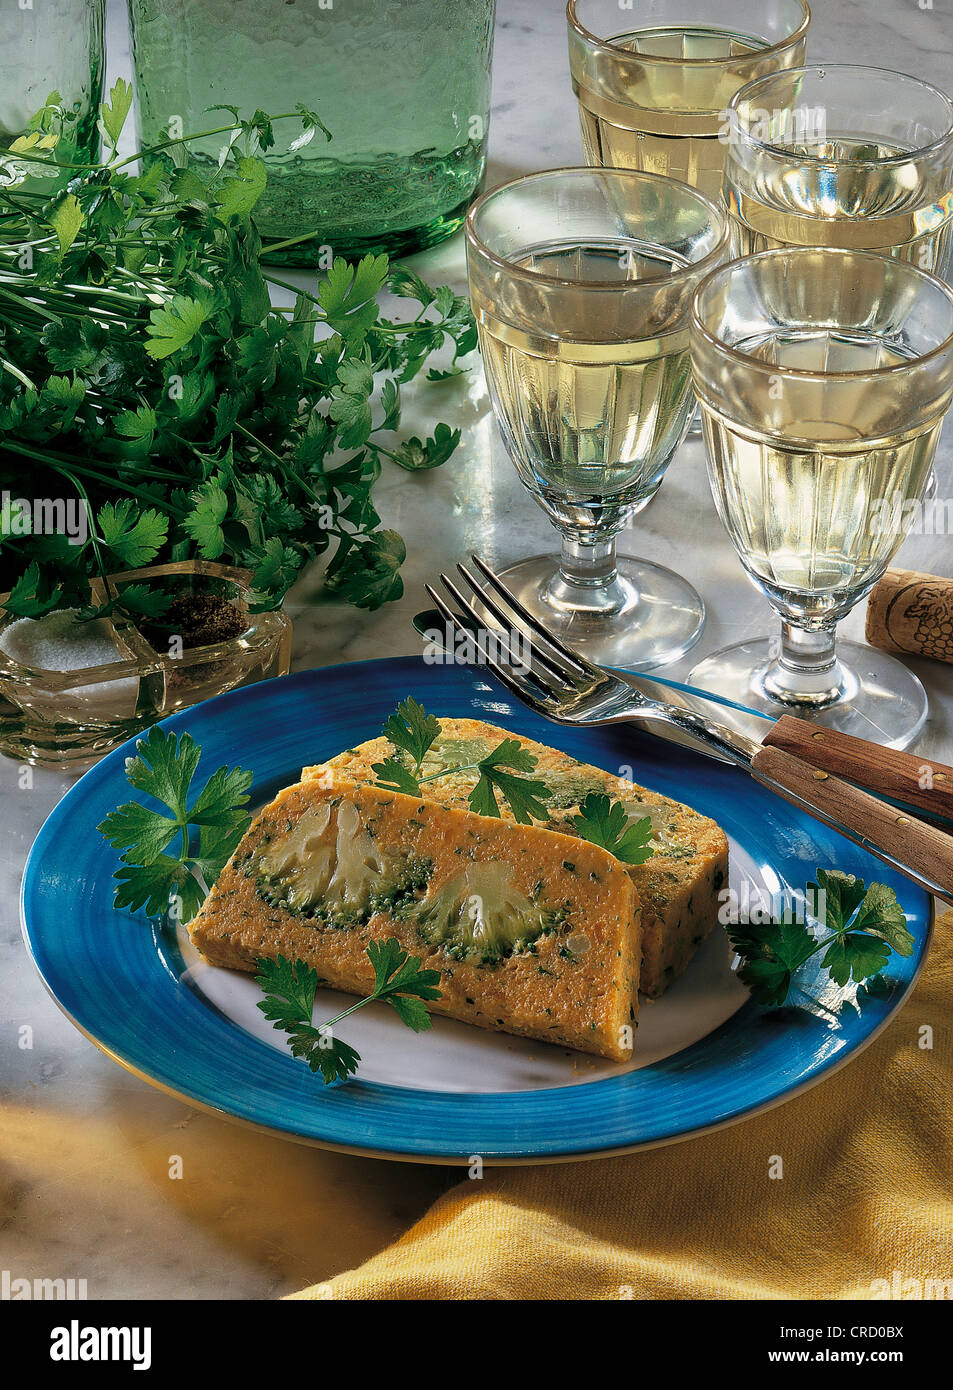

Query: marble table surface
[3,0,953,1299]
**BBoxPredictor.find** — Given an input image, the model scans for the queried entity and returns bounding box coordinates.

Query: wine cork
[865,568,953,664]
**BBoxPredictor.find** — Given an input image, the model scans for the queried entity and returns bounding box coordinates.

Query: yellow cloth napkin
[291,911,952,1301]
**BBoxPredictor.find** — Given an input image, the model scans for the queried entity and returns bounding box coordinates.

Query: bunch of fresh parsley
[726,867,914,1006]
[0,84,476,622]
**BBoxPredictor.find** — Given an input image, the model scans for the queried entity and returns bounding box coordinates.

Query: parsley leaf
[49,193,83,257]
[3,560,63,618]
[388,267,436,307]
[98,499,168,567]
[215,154,267,220]
[468,738,550,825]
[328,386,372,449]
[366,937,442,1018]
[98,726,253,922]
[381,696,441,771]
[113,582,172,619]
[726,869,914,1006]
[391,423,461,471]
[370,757,425,797]
[572,793,655,864]
[323,530,406,609]
[182,476,229,558]
[145,294,213,359]
[822,933,891,988]
[809,868,866,932]
[726,917,817,1007]
[99,77,133,149]
[368,700,552,823]
[255,955,319,1033]
[318,254,389,344]
[817,871,914,956]
[255,941,442,1085]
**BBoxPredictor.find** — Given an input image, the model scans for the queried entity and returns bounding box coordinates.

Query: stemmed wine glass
[566,0,810,442]
[465,167,728,668]
[689,246,953,748]
[724,65,953,279]
[566,0,811,203]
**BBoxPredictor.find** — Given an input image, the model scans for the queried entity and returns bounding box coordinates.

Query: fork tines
[425,554,599,712]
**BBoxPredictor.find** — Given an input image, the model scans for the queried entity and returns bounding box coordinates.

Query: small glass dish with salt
[0,561,291,771]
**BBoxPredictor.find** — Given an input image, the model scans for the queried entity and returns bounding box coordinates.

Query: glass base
[494,553,706,671]
[688,636,928,750]
[259,185,481,266]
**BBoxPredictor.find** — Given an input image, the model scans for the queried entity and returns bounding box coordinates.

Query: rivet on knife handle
[750,744,953,905]
[762,715,953,821]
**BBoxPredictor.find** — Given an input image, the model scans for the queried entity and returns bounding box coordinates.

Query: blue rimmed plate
[20,658,932,1163]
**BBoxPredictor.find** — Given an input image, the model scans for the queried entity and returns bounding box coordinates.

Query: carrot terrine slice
[189,771,641,1061]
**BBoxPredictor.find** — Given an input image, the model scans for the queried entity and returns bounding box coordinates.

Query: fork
[426,554,953,907]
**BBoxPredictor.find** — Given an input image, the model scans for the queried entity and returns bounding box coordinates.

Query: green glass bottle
[0,0,104,164]
[127,0,496,265]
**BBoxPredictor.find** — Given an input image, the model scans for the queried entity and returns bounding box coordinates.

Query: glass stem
[559,534,619,591]
[539,533,634,621]
[763,619,845,708]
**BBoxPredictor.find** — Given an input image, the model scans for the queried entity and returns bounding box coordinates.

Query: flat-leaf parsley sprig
[370,697,660,840]
[97,725,253,922]
[370,696,551,825]
[572,793,655,866]
[726,867,914,1006]
[255,940,443,1084]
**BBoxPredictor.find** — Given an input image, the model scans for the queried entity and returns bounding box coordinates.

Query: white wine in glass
[476,240,697,537]
[690,247,953,748]
[725,66,953,282]
[567,0,810,203]
[466,168,727,668]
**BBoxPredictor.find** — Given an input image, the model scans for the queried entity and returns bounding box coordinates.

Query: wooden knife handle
[762,714,953,822]
[750,744,953,905]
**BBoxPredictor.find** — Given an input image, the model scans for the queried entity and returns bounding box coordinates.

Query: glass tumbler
[689,247,953,749]
[566,0,810,204]
[466,167,728,669]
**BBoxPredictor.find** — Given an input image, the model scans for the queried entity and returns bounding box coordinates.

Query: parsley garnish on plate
[726,867,914,1006]
[97,726,253,921]
[372,695,443,793]
[371,697,551,824]
[572,793,655,865]
[466,737,551,824]
[255,940,442,1084]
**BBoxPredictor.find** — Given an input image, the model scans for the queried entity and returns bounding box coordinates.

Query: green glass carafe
[127,0,496,264]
